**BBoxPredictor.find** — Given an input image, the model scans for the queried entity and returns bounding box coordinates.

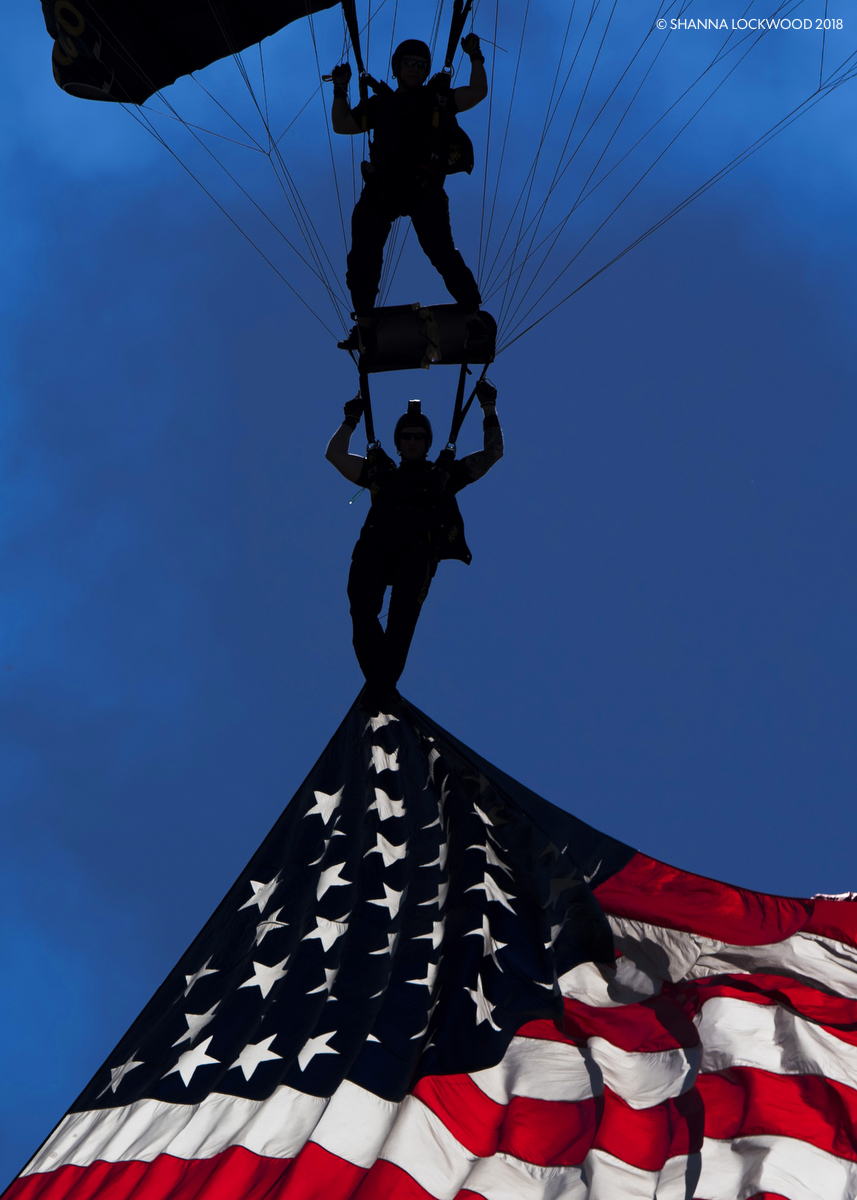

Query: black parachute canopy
[41,0,340,104]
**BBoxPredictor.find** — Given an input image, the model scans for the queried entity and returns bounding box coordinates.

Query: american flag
[7,699,857,1200]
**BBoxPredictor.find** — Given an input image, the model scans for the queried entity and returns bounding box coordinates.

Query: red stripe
[497,1095,599,1166]
[593,1088,704,1172]
[3,1148,291,1200]
[699,1068,857,1162]
[413,1072,599,1167]
[594,853,813,946]
[677,973,857,1046]
[412,1075,504,1156]
[518,996,700,1054]
[352,1160,436,1199]
[281,1142,366,1199]
[802,898,857,949]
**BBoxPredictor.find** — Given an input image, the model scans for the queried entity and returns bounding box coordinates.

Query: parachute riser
[340,0,369,102]
[446,360,488,450]
[358,369,377,447]
[443,0,474,72]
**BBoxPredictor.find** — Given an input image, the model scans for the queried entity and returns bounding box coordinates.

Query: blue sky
[2,0,856,1181]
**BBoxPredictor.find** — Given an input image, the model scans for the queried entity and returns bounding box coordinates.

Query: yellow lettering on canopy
[55,1,85,36]
[52,39,75,66]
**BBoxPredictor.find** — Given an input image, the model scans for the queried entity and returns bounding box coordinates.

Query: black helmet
[394,399,433,451]
[391,39,431,80]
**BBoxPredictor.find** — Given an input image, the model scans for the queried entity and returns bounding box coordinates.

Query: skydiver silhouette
[325,380,503,713]
[330,35,488,355]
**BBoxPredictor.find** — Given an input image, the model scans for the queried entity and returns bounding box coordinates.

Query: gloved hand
[343,395,364,427]
[475,377,497,408]
[461,33,484,61]
[330,62,352,91]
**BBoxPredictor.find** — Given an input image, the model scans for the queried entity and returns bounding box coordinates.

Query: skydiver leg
[383,543,438,690]
[346,182,395,316]
[347,544,391,690]
[409,187,481,311]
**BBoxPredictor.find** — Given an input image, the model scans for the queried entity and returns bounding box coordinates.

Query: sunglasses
[400,57,429,71]
[399,431,426,441]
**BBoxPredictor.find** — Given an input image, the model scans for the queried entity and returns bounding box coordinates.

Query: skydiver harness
[339,0,487,457]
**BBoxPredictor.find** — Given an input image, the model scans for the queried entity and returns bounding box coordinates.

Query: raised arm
[453,34,488,113]
[325,398,366,483]
[329,64,362,135]
[459,379,504,482]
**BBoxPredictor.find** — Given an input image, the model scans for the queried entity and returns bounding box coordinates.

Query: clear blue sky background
[3,0,856,1181]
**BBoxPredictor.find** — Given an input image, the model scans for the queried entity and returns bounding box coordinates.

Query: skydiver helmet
[392,39,431,79]
[394,400,433,451]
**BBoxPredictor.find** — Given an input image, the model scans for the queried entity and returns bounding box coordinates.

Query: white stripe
[470,1036,597,1103]
[309,1079,401,1168]
[697,994,857,1091]
[22,1086,327,1173]
[558,958,662,1007]
[654,1153,701,1200]
[582,1148,659,1200]
[378,1095,477,1199]
[609,915,857,999]
[698,1134,857,1200]
[463,1153,588,1199]
[588,1037,700,1110]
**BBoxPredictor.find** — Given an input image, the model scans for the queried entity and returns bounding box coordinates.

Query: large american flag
[6,699,856,1200]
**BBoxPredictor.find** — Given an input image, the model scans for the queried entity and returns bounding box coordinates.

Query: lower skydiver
[325,381,503,712]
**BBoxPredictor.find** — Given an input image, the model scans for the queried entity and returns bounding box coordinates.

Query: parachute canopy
[41,0,339,103]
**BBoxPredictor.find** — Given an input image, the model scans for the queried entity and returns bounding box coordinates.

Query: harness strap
[446,360,488,450]
[359,369,377,446]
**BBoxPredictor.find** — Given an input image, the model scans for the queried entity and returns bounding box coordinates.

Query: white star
[230,1035,282,1081]
[465,974,501,1031]
[426,746,441,782]
[466,871,516,913]
[183,958,218,997]
[297,1029,339,1071]
[307,965,340,995]
[422,842,449,869]
[543,872,579,909]
[239,956,290,999]
[239,874,281,915]
[308,824,346,867]
[584,859,602,885]
[468,840,513,878]
[305,787,343,825]
[369,787,405,821]
[369,883,405,918]
[97,1051,144,1096]
[370,930,400,956]
[371,745,399,773]
[419,879,449,910]
[164,1036,219,1086]
[302,914,349,952]
[473,803,495,826]
[172,1003,220,1046]
[422,815,441,830]
[466,913,507,969]
[365,832,408,868]
[415,920,445,950]
[364,712,398,732]
[255,907,288,946]
[407,959,441,990]
[316,861,349,900]
[410,996,441,1040]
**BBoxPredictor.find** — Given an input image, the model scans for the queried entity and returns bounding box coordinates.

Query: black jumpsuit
[346,84,481,317]
[348,417,503,697]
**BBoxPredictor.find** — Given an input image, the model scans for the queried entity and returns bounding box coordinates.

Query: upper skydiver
[325,381,503,714]
[330,35,488,354]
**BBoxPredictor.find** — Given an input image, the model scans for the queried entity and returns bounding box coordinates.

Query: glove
[475,378,497,408]
[330,62,352,93]
[461,33,484,61]
[343,395,364,427]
